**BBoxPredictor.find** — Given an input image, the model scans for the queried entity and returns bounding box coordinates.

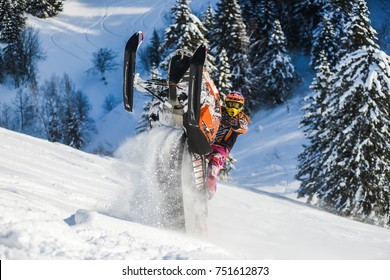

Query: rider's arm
[232,112,249,134]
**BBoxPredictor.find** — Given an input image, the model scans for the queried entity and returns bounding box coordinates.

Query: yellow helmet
[225,91,245,117]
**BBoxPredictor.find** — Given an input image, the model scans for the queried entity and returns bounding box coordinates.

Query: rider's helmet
[225,91,245,117]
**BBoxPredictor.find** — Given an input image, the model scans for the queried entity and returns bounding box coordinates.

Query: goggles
[226,101,243,109]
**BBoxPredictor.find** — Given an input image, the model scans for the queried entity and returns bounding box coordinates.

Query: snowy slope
[0,127,231,259]
[1,127,390,260]
[232,94,306,194]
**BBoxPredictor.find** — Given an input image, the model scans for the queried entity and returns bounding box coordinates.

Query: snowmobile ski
[183,44,212,155]
[188,44,206,126]
[123,31,144,112]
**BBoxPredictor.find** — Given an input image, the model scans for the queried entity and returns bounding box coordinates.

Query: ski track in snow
[139,0,169,32]
[44,0,165,61]
[49,32,83,60]
[82,3,108,48]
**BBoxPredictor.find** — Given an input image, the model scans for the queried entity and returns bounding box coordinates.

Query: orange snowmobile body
[199,68,221,145]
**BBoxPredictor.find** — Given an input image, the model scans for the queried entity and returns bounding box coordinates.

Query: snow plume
[113,127,185,228]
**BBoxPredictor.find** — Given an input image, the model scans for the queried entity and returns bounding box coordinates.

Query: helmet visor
[226,101,243,109]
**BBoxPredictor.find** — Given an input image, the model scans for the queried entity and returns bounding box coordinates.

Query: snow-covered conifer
[247,0,278,108]
[323,0,354,58]
[317,48,390,226]
[202,3,217,72]
[210,0,249,94]
[238,0,264,37]
[310,12,339,69]
[298,0,390,226]
[297,50,333,200]
[140,28,162,72]
[26,0,63,18]
[203,3,214,40]
[148,29,162,69]
[299,30,390,227]
[258,20,295,105]
[290,0,323,52]
[0,50,4,83]
[214,48,232,96]
[160,0,207,68]
[0,0,26,43]
[248,0,278,63]
[64,109,83,149]
[346,0,379,51]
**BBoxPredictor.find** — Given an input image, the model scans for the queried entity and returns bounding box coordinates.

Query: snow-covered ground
[1,0,390,268]
[2,122,390,260]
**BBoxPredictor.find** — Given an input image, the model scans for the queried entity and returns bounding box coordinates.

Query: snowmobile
[122,32,221,233]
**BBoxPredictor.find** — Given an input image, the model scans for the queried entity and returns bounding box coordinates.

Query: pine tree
[0,1,61,86]
[310,12,339,69]
[47,108,62,142]
[64,108,83,149]
[238,0,264,38]
[0,0,26,43]
[257,0,278,39]
[297,0,390,226]
[246,0,278,108]
[257,20,295,105]
[148,29,162,68]
[346,0,379,51]
[315,48,390,226]
[210,0,250,97]
[214,48,232,96]
[297,50,333,201]
[140,29,163,72]
[26,0,63,18]
[323,0,354,57]
[203,3,214,41]
[160,0,207,68]
[0,49,4,83]
[201,3,217,72]
[1,0,62,43]
[245,0,278,70]
[290,0,324,52]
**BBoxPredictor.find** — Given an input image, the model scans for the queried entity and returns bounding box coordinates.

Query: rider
[206,91,249,199]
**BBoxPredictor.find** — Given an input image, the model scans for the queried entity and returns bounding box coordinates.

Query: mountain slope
[1,127,390,259]
[0,127,231,259]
